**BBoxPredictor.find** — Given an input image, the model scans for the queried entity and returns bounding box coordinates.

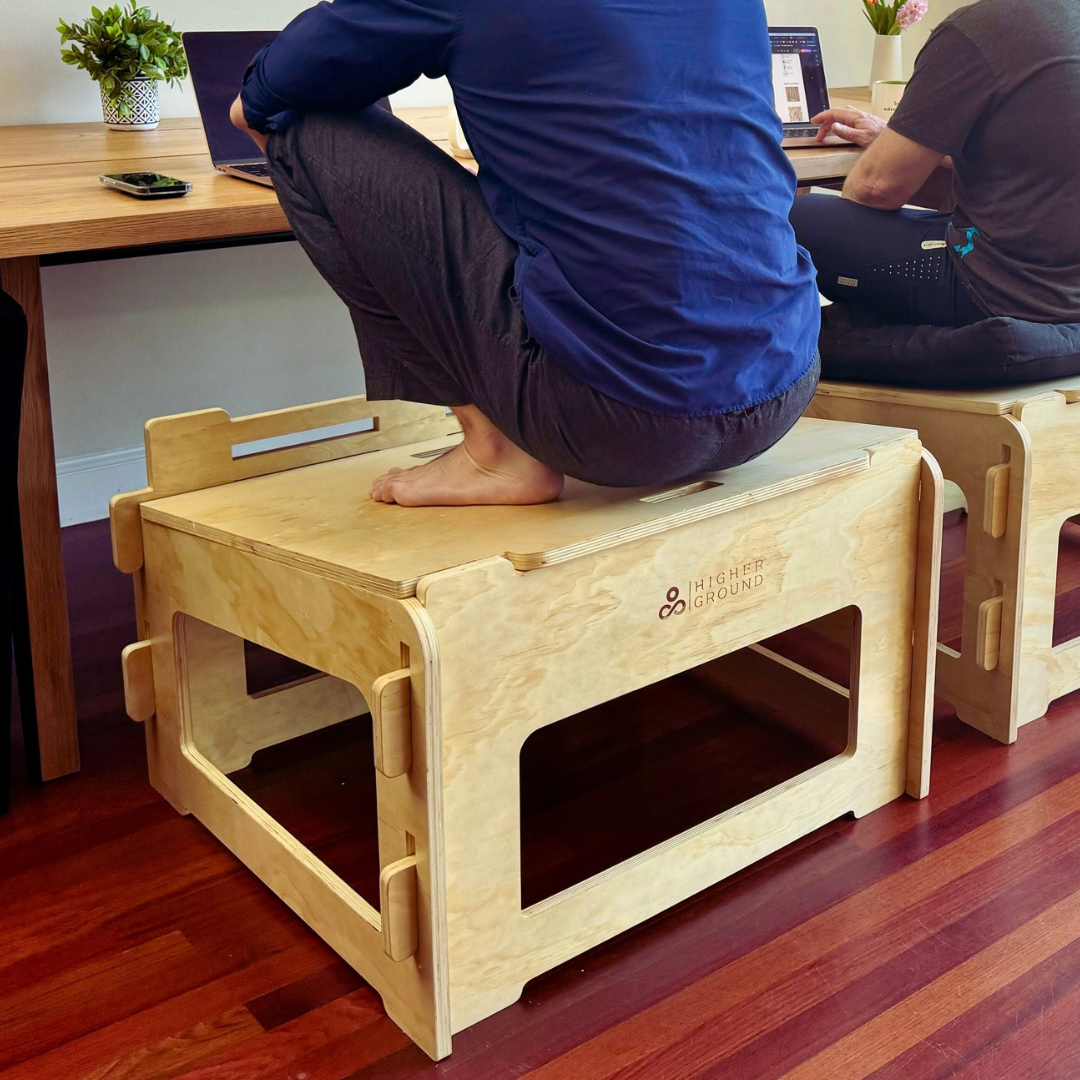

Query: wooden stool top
[140,417,916,598]
[816,376,1080,416]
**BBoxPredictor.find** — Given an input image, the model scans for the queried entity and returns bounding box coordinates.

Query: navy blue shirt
[242,0,820,417]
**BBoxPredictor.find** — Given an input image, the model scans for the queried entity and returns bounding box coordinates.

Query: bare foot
[370,432,564,507]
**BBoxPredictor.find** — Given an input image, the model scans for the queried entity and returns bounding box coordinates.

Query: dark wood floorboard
[4,513,1080,1078]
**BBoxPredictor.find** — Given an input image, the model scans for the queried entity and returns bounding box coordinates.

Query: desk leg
[0,256,80,781]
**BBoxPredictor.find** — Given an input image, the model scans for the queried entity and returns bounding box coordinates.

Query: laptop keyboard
[787,126,820,139]
[233,162,271,177]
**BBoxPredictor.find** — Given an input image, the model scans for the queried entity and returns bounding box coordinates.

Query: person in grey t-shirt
[790,0,1080,328]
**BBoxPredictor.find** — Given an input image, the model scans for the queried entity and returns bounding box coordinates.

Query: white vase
[869,35,904,89]
[101,77,160,131]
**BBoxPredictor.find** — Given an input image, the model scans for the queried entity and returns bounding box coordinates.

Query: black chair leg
[12,521,40,785]
[0,554,33,811]
[1,288,29,812]
[0,644,9,816]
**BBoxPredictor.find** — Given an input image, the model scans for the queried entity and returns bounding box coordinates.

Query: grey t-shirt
[889,0,1080,322]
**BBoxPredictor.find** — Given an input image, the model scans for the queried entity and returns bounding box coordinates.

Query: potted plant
[58,4,187,130]
[861,0,929,87]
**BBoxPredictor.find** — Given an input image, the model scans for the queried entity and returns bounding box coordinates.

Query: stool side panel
[908,451,944,798]
[811,390,1036,743]
[138,523,453,1059]
[1011,396,1080,724]
[423,440,923,742]
[419,440,924,1031]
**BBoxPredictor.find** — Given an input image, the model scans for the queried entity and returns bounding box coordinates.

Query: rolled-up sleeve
[241,0,459,134]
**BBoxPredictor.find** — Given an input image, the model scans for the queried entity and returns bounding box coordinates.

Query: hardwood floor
[4,515,1080,1078]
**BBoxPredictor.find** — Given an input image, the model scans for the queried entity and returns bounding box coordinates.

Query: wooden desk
[0,97,864,783]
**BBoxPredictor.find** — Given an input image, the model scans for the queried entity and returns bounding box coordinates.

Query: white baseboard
[56,446,147,527]
[53,421,377,526]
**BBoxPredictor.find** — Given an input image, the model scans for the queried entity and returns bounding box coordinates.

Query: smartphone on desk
[100,172,193,198]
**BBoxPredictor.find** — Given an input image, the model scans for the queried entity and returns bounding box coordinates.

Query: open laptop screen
[767,27,831,128]
[184,30,279,165]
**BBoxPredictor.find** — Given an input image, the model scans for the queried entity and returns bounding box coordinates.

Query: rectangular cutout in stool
[519,606,857,908]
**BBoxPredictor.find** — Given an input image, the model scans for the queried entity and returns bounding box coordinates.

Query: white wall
[0,0,451,123]
[768,0,967,86]
[1,0,964,523]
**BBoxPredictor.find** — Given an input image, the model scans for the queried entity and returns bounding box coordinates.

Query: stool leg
[807,395,1028,743]
[1008,396,1080,727]
[946,484,1024,743]
[921,414,1028,744]
[1011,515,1059,728]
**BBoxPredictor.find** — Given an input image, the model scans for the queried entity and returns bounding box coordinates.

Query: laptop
[184,31,280,186]
[768,27,849,148]
[184,30,396,187]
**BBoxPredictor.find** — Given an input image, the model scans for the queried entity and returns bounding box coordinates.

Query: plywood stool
[111,395,941,1060]
[809,377,1080,744]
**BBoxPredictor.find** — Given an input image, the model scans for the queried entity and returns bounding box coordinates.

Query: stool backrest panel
[111,396,459,574]
[144,397,460,491]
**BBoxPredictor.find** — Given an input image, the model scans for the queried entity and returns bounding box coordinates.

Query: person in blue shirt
[232,0,820,506]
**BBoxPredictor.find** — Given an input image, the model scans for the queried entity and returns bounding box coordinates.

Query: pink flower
[897,0,929,31]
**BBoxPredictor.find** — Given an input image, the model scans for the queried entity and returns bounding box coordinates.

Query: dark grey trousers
[267,107,818,487]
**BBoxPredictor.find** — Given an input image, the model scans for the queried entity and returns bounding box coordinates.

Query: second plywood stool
[111,396,941,1060]
[809,377,1080,744]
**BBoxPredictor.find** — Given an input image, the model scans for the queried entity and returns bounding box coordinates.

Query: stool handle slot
[380,855,419,962]
[230,416,378,461]
[122,641,155,722]
[373,669,413,777]
[640,480,722,504]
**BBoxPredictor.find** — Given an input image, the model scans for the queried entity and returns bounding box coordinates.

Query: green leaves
[56,1,187,104]
[861,1,904,36]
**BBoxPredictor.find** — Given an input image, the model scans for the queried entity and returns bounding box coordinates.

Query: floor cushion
[819,306,1080,388]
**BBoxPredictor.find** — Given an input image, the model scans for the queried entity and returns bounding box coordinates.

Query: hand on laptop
[230,95,269,154]
[812,107,886,148]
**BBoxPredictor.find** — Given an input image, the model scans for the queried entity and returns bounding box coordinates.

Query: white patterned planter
[101,77,160,130]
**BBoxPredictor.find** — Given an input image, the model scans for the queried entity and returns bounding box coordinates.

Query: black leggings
[790,193,991,327]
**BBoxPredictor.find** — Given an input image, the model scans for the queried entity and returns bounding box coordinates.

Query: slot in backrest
[146,396,458,492]
[233,416,378,460]
[640,481,723,504]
